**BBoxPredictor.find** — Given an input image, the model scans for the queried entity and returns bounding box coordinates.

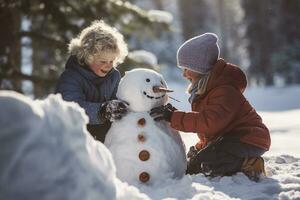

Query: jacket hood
[65,55,80,69]
[206,59,247,93]
[65,55,117,84]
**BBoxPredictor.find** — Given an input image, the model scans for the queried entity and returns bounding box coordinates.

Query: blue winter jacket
[56,55,121,124]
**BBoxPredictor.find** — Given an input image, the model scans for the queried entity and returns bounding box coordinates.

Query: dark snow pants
[186,134,266,177]
[87,122,111,143]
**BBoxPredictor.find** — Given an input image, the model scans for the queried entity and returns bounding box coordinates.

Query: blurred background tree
[271,0,300,84]
[1,0,300,98]
[0,0,170,97]
[241,0,278,86]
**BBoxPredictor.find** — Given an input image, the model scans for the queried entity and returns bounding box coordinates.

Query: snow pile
[0,91,148,200]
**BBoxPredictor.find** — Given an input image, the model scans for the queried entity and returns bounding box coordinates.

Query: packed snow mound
[117,68,169,112]
[0,91,148,200]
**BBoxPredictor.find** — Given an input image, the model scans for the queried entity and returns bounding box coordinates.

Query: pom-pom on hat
[177,33,220,74]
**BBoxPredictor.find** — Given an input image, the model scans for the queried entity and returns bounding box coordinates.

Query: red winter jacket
[171,59,271,151]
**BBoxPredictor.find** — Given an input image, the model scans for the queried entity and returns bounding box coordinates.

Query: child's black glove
[98,100,129,122]
[150,103,177,122]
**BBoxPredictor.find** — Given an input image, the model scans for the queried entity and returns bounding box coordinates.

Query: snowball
[0,91,116,199]
[117,68,169,112]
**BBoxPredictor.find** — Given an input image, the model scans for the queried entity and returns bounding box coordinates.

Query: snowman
[104,68,187,186]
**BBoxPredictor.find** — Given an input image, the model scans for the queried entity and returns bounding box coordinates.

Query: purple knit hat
[177,33,220,74]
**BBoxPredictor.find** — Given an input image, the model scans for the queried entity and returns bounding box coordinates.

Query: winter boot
[241,156,266,182]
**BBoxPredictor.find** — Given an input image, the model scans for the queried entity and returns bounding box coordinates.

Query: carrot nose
[153,86,174,93]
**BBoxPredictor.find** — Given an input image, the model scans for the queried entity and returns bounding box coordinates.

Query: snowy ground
[1,82,300,200]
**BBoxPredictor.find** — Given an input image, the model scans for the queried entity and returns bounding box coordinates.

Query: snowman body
[104,69,186,185]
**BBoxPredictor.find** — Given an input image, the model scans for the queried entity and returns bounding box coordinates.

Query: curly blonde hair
[68,20,128,66]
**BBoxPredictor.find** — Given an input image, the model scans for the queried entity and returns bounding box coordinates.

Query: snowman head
[117,68,171,112]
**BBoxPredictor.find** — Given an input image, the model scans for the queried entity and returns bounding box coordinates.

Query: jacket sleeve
[170,86,244,137]
[55,71,104,124]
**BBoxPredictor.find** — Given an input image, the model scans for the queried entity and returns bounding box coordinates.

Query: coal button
[139,172,150,183]
[137,118,146,126]
[137,134,146,142]
[139,150,150,161]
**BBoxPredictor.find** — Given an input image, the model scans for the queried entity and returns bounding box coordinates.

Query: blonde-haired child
[56,20,129,142]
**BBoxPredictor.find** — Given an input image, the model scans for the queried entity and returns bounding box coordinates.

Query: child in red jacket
[150,33,271,181]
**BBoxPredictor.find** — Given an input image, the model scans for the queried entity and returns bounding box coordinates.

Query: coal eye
[146,78,150,82]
